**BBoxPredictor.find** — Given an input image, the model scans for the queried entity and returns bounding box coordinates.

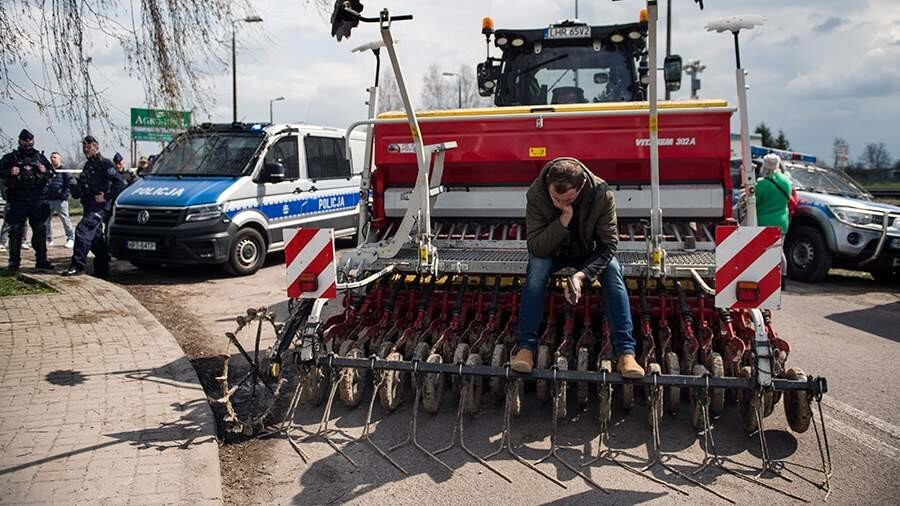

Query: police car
[109,122,366,275]
[733,146,900,283]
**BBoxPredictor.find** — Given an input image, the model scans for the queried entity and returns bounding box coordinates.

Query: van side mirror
[264,162,286,183]
[664,54,683,92]
[477,57,502,97]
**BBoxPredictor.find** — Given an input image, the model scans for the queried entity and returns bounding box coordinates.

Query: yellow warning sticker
[529,147,547,157]
[649,116,659,134]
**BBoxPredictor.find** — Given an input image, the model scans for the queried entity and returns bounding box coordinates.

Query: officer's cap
[18,129,33,141]
[82,135,98,145]
[113,152,124,163]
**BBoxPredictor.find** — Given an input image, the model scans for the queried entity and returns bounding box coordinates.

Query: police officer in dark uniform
[0,129,54,271]
[61,136,125,277]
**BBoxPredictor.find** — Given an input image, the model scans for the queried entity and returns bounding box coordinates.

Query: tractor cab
[477,17,683,107]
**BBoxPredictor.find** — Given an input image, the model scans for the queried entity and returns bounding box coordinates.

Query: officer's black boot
[32,223,53,270]
[7,227,22,272]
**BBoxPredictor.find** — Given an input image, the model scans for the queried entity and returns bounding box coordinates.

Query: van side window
[265,136,300,180]
[305,136,351,180]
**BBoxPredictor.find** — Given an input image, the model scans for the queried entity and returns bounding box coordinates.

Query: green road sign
[130,108,191,142]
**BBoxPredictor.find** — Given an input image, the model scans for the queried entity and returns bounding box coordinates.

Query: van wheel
[785,226,831,283]
[225,228,266,276]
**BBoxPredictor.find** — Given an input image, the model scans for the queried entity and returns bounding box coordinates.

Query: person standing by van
[756,153,792,284]
[61,136,124,277]
[44,152,76,248]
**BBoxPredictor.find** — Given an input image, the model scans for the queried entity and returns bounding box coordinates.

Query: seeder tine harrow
[346,373,409,475]
[302,363,358,468]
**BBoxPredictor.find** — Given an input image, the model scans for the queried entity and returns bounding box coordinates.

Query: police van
[109,122,366,275]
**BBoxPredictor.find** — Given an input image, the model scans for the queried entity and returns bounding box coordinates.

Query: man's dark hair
[50,151,61,157]
[546,158,585,193]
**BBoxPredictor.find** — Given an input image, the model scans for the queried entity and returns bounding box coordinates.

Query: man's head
[137,156,148,170]
[546,158,587,207]
[18,129,34,152]
[82,135,99,158]
[50,152,62,168]
[762,153,781,177]
[113,152,125,171]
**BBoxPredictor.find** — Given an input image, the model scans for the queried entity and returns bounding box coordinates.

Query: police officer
[61,136,125,277]
[113,152,136,186]
[0,129,54,272]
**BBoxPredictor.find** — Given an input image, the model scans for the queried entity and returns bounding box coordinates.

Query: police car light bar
[750,145,817,164]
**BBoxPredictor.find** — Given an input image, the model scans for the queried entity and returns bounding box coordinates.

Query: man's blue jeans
[516,254,635,357]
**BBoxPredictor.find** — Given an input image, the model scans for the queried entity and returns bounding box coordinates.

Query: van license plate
[127,240,156,251]
[893,257,900,267]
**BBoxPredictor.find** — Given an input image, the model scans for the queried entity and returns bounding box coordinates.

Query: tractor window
[498,45,634,106]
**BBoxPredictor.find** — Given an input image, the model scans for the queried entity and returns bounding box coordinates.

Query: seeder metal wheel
[554,355,569,419]
[301,365,328,406]
[646,363,663,429]
[462,353,483,415]
[339,341,368,408]
[783,368,813,433]
[576,347,590,408]
[422,353,445,414]
[597,359,613,427]
[411,341,431,390]
[379,351,406,411]
[218,308,287,435]
[663,352,681,415]
[707,352,725,416]
[489,343,507,399]
[451,343,470,393]
[738,366,775,433]
[535,344,551,403]
[689,364,710,430]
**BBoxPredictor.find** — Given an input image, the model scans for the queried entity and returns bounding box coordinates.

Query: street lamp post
[232,15,263,123]
[269,96,285,124]
[442,72,462,109]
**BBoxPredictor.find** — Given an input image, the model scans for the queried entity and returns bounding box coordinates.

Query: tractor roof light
[496,36,508,46]
[628,30,642,40]
[482,16,495,35]
[511,37,525,47]
[610,33,625,43]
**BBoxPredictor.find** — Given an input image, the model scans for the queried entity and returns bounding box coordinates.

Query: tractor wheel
[379,351,406,412]
[301,365,328,406]
[451,343,470,393]
[339,347,367,408]
[411,341,431,390]
[489,343,507,400]
[462,353,483,415]
[783,368,813,433]
[707,352,726,416]
[597,359,613,428]
[422,353,445,414]
[739,366,760,434]
[554,355,569,419]
[663,352,681,415]
[646,363,663,429]
[690,364,710,430]
[535,344,551,403]
[576,347,590,408]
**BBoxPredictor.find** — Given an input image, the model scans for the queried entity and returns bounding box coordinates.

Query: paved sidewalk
[0,272,222,504]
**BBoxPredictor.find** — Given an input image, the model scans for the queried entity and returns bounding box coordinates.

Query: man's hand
[10,166,19,176]
[37,164,46,174]
[551,194,574,227]
[94,193,106,204]
[565,271,587,305]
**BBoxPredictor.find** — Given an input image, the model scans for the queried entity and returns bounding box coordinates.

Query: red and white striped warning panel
[284,228,337,299]
[715,225,783,310]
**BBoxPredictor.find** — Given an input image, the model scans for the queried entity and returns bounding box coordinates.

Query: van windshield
[151,133,264,177]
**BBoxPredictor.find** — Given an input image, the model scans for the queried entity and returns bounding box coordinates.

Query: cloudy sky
[2,0,899,166]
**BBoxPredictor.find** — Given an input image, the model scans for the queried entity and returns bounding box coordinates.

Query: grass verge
[0,271,56,297]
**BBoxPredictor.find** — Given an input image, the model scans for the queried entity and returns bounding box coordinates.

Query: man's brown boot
[617,354,645,379]
[510,348,534,373]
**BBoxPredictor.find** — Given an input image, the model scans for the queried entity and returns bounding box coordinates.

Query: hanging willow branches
[0,0,331,145]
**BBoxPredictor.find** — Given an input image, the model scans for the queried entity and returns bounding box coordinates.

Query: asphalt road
[24,237,900,505]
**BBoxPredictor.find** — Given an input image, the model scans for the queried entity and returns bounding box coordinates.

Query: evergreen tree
[774,130,791,150]
[754,123,774,147]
